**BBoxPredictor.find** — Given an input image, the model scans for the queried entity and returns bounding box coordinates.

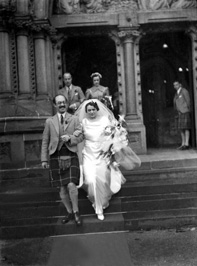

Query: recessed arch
[140,31,194,148]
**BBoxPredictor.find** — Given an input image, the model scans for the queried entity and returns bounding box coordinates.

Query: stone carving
[29,35,36,96]
[57,0,80,14]
[0,0,16,13]
[80,0,103,13]
[171,0,196,8]
[10,31,18,95]
[55,0,138,14]
[138,0,196,10]
[138,0,170,10]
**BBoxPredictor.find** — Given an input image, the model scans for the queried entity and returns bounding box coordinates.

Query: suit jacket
[59,85,85,110]
[41,112,84,162]
[174,87,190,113]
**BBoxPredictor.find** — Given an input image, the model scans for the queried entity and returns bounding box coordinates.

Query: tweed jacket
[59,85,85,109]
[41,113,83,162]
[174,87,190,114]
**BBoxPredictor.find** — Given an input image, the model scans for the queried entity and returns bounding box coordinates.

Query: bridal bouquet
[100,115,141,171]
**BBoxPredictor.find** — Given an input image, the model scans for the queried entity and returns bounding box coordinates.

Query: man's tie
[61,114,64,125]
[68,87,71,102]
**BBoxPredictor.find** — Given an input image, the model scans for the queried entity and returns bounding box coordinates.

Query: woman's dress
[85,85,109,101]
[75,99,141,215]
[82,116,112,215]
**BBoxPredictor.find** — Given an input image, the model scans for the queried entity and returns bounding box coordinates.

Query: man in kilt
[173,81,191,150]
[41,94,84,225]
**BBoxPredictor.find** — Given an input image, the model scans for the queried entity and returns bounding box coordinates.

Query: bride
[75,99,141,220]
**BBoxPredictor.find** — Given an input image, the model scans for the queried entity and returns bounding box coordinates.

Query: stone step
[1,163,197,191]
[0,213,125,240]
[1,206,197,239]
[1,155,197,239]
[1,177,197,203]
[123,208,197,231]
[1,193,197,226]
[0,197,120,220]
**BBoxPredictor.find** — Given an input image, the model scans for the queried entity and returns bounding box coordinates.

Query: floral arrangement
[100,95,114,111]
[99,115,128,169]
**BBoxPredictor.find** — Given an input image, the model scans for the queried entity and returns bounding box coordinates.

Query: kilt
[49,146,80,188]
[178,112,191,130]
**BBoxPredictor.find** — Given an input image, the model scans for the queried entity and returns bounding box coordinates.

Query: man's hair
[173,80,182,87]
[85,101,100,112]
[63,72,72,78]
[53,94,66,105]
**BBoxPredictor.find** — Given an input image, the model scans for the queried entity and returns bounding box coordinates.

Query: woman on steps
[75,99,141,220]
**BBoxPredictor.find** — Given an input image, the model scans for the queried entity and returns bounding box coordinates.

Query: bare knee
[67,182,78,194]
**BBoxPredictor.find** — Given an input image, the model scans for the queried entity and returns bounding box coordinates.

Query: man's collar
[177,87,182,94]
[57,112,66,119]
[66,84,72,90]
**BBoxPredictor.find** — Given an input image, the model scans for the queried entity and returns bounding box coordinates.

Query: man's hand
[42,162,49,169]
[61,134,71,142]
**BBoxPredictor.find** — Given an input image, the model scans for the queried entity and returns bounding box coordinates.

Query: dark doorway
[140,32,194,148]
[61,35,118,99]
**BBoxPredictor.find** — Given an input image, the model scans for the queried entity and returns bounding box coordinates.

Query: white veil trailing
[75,99,116,123]
[75,99,116,188]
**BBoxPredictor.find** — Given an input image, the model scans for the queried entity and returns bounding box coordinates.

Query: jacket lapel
[52,114,59,135]
[64,113,72,131]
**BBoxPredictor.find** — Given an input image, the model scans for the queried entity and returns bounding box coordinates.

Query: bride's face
[87,105,98,119]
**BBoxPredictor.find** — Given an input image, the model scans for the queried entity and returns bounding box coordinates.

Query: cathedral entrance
[140,32,195,148]
[61,35,118,102]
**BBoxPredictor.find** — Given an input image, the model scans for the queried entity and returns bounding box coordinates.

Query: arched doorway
[61,35,118,99]
[140,32,194,148]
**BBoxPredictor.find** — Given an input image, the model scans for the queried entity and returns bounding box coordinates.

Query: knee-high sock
[59,186,72,213]
[67,182,79,213]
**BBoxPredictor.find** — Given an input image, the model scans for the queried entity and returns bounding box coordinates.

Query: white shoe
[97,214,104,220]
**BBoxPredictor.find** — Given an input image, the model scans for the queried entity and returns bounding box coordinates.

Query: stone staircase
[1,150,197,239]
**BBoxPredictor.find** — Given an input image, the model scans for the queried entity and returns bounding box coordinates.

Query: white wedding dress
[82,116,112,215]
[75,99,140,217]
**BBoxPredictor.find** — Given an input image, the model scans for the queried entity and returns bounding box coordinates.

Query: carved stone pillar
[16,0,29,15]
[34,30,53,115]
[118,29,147,153]
[34,0,48,19]
[0,28,11,97]
[187,26,197,143]
[120,30,138,119]
[34,32,48,96]
[16,29,31,96]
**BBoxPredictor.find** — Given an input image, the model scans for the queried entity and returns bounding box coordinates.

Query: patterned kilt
[178,112,191,130]
[49,146,80,187]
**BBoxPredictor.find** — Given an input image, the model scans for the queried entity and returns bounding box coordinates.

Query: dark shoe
[184,145,190,150]
[61,212,73,224]
[177,145,185,150]
[74,212,82,226]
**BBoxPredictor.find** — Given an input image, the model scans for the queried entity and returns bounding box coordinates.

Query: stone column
[34,32,48,96]
[34,0,48,19]
[0,28,11,96]
[187,26,197,143]
[16,29,31,96]
[119,30,139,120]
[34,30,53,115]
[118,29,146,153]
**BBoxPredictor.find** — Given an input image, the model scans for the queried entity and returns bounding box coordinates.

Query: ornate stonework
[0,0,16,14]
[138,0,196,10]
[54,0,138,14]
[9,30,18,95]
[29,34,36,96]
